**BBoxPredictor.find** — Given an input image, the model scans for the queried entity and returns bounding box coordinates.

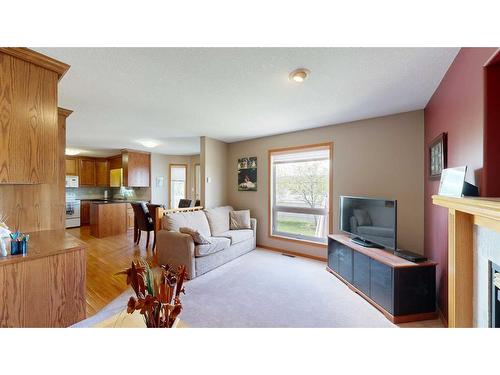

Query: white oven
[65,175,79,188]
[65,192,81,228]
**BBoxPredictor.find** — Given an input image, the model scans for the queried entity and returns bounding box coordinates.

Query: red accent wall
[424,48,497,321]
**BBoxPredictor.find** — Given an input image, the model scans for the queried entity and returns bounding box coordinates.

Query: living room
[1,2,499,374]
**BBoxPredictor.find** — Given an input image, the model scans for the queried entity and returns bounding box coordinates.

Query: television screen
[339,196,397,249]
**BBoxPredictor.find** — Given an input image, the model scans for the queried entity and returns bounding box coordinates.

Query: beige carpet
[75,249,395,328]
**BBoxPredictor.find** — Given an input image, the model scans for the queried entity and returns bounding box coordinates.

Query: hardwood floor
[67,226,154,317]
[71,226,444,327]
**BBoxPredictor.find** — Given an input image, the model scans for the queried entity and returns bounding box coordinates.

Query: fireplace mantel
[433,195,500,327]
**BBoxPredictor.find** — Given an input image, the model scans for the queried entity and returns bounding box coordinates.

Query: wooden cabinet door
[80,201,90,225]
[65,157,78,176]
[79,158,96,186]
[95,159,109,187]
[0,52,58,184]
[127,206,135,229]
[123,151,150,187]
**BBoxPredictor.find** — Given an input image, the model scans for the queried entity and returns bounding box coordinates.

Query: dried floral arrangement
[117,260,187,328]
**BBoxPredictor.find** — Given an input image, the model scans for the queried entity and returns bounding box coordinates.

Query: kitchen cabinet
[0,49,63,184]
[80,201,91,225]
[122,150,150,187]
[127,204,135,229]
[79,158,96,186]
[65,157,78,176]
[95,159,109,187]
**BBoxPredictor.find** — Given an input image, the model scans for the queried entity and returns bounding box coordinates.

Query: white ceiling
[35,48,459,156]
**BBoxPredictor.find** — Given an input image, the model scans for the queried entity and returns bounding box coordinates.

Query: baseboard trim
[438,307,448,328]
[257,243,327,262]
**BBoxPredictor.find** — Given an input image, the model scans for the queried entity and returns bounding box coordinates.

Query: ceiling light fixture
[138,140,159,148]
[65,148,81,156]
[289,68,310,83]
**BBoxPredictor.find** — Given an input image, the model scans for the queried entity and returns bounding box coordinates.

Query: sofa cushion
[230,209,251,230]
[163,210,211,237]
[194,237,231,257]
[179,227,211,245]
[204,206,233,236]
[216,229,254,245]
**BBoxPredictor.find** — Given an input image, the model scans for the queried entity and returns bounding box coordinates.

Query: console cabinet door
[370,260,393,314]
[353,252,370,296]
[338,246,353,282]
[327,238,340,272]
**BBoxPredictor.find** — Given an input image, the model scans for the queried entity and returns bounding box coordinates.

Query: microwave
[65,175,79,188]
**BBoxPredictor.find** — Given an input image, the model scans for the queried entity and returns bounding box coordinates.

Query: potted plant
[117,261,187,328]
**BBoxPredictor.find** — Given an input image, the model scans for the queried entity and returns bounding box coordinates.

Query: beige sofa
[156,206,257,279]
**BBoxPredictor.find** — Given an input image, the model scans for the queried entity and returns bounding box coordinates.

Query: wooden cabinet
[79,158,96,186]
[80,200,91,225]
[90,202,127,238]
[123,150,150,187]
[95,159,109,187]
[0,49,64,184]
[327,234,437,324]
[65,157,78,176]
[127,204,135,229]
[0,230,86,327]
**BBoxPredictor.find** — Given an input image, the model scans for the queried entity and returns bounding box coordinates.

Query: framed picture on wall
[238,157,257,191]
[429,133,447,180]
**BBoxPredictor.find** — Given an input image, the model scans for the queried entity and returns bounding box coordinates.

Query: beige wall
[200,136,229,208]
[151,153,200,207]
[227,110,425,259]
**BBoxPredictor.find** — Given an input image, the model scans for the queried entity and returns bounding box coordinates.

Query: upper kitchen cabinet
[79,158,96,186]
[65,157,78,176]
[95,159,109,187]
[0,48,69,184]
[122,150,150,187]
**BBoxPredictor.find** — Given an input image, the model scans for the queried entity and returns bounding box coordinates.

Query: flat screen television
[339,196,397,250]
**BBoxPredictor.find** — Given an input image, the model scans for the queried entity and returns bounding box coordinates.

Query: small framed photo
[429,133,447,180]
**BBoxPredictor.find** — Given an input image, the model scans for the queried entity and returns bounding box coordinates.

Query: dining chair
[131,203,155,249]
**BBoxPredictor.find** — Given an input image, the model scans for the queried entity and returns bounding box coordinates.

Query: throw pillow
[179,227,212,245]
[353,209,372,226]
[230,210,251,230]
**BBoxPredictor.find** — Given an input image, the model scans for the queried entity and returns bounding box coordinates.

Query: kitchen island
[0,230,87,327]
[90,201,129,238]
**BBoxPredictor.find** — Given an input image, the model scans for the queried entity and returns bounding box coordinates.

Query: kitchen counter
[0,229,86,266]
[0,230,87,327]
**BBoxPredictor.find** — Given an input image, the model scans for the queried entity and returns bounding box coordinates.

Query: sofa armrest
[156,230,196,279]
[250,218,257,245]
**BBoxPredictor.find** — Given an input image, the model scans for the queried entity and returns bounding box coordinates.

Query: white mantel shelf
[432,195,500,328]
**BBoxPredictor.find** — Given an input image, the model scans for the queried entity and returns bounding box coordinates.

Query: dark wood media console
[327,234,437,323]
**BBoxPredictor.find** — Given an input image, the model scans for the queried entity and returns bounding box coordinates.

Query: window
[169,164,187,208]
[269,143,332,245]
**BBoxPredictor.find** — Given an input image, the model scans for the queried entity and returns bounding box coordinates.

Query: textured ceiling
[35,47,459,155]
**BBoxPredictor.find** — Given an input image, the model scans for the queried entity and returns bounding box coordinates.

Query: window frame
[168,164,188,209]
[268,142,333,247]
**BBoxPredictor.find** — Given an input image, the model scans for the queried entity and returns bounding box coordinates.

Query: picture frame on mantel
[429,132,447,180]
